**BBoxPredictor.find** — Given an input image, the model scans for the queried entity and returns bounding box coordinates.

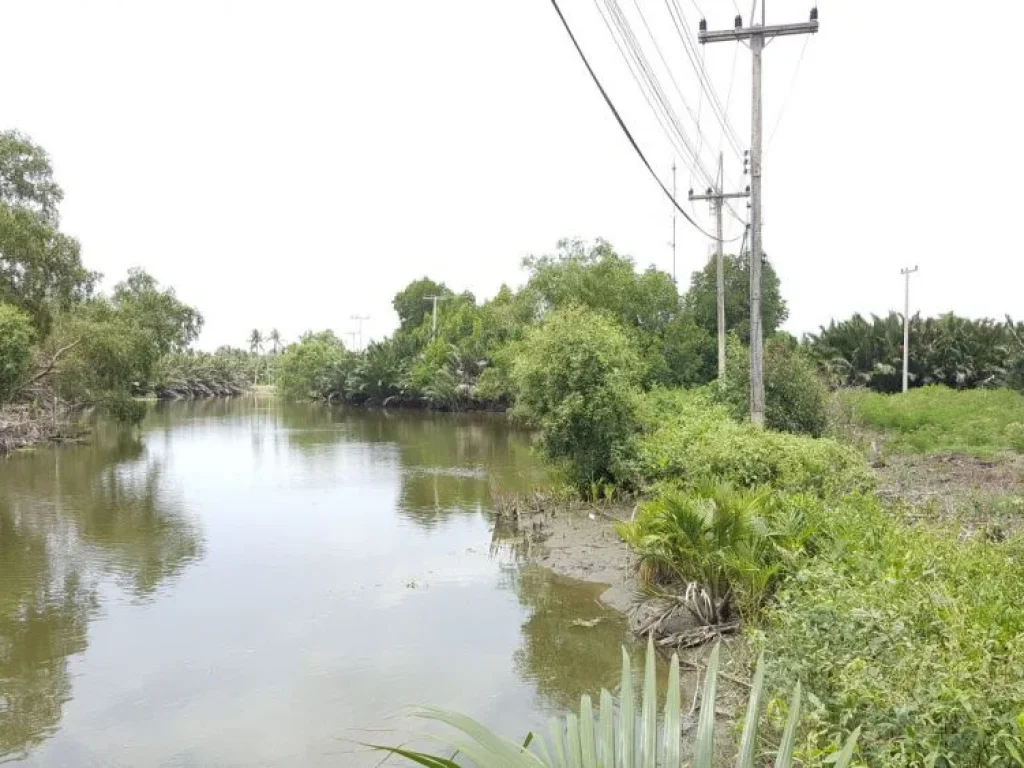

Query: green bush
[836,386,1024,456]
[511,305,642,489]
[622,389,871,497]
[0,302,34,404]
[718,335,828,436]
[618,484,827,623]
[759,494,1024,766]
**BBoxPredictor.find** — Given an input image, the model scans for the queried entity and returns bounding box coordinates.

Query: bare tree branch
[14,338,82,395]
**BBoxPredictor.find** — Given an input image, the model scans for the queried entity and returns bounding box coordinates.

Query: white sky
[3,1,1020,350]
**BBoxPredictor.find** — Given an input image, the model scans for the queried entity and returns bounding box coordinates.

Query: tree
[511,305,642,489]
[269,328,282,354]
[276,331,350,401]
[523,238,677,333]
[682,253,787,345]
[392,278,453,332]
[0,130,63,225]
[718,335,828,436]
[112,268,202,356]
[248,329,264,385]
[0,303,34,404]
[39,271,202,422]
[0,131,96,331]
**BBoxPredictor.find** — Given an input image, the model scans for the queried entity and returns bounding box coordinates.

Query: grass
[835,386,1024,457]
[758,493,1024,766]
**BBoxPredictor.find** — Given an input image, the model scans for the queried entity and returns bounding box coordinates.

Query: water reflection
[0,427,201,761]
[0,401,640,767]
[510,567,636,712]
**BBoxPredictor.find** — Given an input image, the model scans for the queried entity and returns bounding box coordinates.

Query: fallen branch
[16,339,82,395]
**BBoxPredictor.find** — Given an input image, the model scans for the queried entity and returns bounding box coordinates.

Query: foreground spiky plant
[368,636,860,766]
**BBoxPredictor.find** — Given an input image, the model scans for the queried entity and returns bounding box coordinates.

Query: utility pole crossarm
[688,189,751,202]
[699,20,818,44]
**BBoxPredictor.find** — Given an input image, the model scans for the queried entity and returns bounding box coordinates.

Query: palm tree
[269,328,281,355]
[248,329,264,386]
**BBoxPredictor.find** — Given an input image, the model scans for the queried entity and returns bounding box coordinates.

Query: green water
[0,399,637,766]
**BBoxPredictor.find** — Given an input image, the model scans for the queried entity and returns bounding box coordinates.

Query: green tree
[43,271,201,422]
[276,331,350,401]
[511,305,642,489]
[523,238,677,334]
[0,130,96,331]
[391,277,452,332]
[718,335,828,436]
[268,328,281,354]
[682,254,787,344]
[0,303,34,404]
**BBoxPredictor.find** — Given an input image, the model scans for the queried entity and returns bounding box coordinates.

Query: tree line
[275,237,789,408]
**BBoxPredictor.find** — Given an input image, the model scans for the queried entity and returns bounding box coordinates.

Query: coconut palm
[269,328,282,355]
[248,329,264,385]
[368,636,860,767]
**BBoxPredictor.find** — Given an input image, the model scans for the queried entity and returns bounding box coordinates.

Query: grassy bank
[611,388,1024,764]
[834,385,1024,457]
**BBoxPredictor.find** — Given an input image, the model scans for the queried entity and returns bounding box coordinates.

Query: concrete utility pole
[349,315,370,351]
[901,266,919,393]
[699,4,819,426]
[671,161,678,285]
[424,296,450,339]
[689,151,750,378]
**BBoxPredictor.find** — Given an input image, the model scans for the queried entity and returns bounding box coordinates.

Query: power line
[626,0,717,187]
[598,0,717,187]
[592,0,703,182]
[548,0,738,243]
[664,0,745,160]
[765,35,812,154]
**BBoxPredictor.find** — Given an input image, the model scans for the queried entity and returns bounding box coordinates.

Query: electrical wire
[765,35,811,155]
[664,0,746,161]
[592,0,700,180]
[625,0,717,187]
[547,0,739,243]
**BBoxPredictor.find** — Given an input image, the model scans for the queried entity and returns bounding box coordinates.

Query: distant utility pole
[699,4,820,426]
[689,151,750,378]
[901,266,919,393]
[424,296,450,339]
[671,161,678,285]
[350,315,370,351]
[344,331,358,350]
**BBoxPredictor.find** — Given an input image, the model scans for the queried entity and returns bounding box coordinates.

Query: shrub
[718,335,829,436]
[511,305,642,490]
[622,389,871,497]
[618,484,826,624]
[0,302,34,404]
[758,494,1024,766]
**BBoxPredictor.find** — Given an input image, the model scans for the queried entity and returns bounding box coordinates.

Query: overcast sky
[3,0,1020,349]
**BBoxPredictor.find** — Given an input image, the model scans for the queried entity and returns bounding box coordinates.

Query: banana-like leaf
[366,642,860,767]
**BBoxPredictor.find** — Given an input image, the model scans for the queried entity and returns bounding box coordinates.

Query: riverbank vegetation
[0,130,222,450]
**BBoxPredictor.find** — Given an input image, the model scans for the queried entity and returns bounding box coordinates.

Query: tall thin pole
[699,2,818,426]
[671,161,677,285]
[715,152,726,378]
[748,24,765,426]
[424,296,449,340]
[901,266,919,393]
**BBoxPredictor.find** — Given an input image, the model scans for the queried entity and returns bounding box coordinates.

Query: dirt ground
[531,504,637,612]
[876,452,1024,536]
